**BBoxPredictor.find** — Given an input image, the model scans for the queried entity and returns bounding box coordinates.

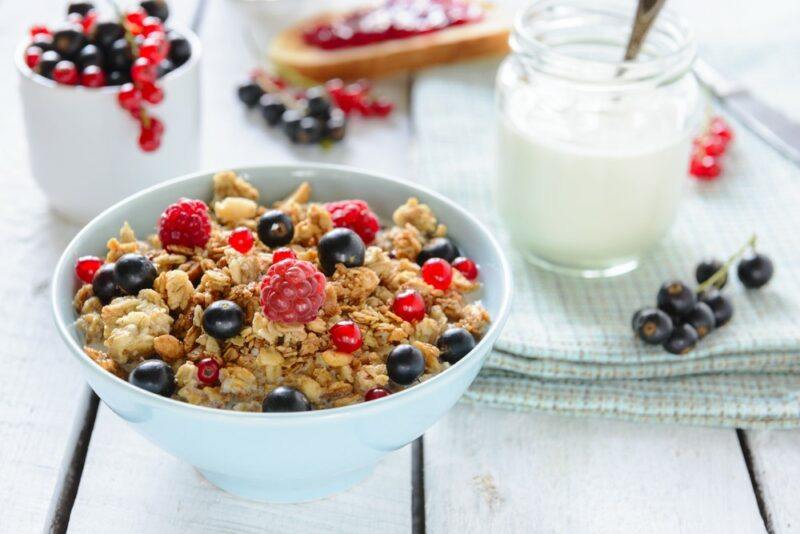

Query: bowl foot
[198,463,376,503]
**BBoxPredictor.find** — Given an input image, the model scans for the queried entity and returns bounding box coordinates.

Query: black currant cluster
[237,78,347,145]
[632,238,774,355]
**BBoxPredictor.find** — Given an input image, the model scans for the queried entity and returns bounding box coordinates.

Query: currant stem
[251,69,302,110]
[696,234,757,293]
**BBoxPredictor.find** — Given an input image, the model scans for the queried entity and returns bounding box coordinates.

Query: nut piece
[213,170,259,203]
[214,196,258,224]
[393,197,437,234]
[321,350,354,367]
[164,269,194,310]
[153,334,185,362]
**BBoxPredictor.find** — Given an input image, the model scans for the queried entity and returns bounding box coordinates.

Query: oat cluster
[74,171,490,411]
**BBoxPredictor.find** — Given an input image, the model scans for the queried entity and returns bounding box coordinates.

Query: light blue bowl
[52,164,512,503]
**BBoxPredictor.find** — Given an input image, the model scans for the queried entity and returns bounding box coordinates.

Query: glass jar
[495,0,702,277]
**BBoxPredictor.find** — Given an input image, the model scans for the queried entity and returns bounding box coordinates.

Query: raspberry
[325,199,380,244]
[158,198,211,250]
[260,259,326,324]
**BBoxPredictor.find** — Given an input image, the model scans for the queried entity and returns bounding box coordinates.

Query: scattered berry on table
[91,263,119,304]
[237,82,264,108]
[228,227,255,254]
[437,327,476,364]
[689,116,733,180]
[257,210,295,248]
[684,301,715,338]
[737,253,774,289]
[325,109,347,141]
[452,257,479,281]
[325,199,380,245]
[75,255,104,284]
[392,289,426,323]
[632,308,673,345]
[699,289,734,327]
[260,259,326,324]
[663,323,699,355]
[364,387,391,401]
[330,320,363,353]
[271,247,296,263]
[202,300,245,339]
[417,237,460,265]
[196,357,220,386]
[158,198,212,250]
[113,253,157,295]
[258,94,286,126]
[262,386,312,412]
[296,116,324,144]
[656,280,696,318]
[422,258,453,290]
[129,359,175,397]
[386,344,425,385]
[695,258,727,289]
[317,228,366,276]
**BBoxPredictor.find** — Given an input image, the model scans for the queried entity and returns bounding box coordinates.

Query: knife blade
[693,58,800,165]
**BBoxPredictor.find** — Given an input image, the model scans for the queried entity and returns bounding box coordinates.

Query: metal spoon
[623,0,668,61]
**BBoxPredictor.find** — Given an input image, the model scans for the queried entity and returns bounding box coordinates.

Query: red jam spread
[302,0,484,50]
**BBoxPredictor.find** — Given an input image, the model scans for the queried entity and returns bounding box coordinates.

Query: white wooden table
[3,1,799,532]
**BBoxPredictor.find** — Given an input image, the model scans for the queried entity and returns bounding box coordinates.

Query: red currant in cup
[330,320,363,353]
[29,25,50,37]
[131,57,157,85]
[80,65,106,87]
[365,387,391,401]
[52,60,79,85]
[452,257,479,280]
[228,227,255,254]
[421,258,453,290]
[75,256,104,284]
[272,247,296,263]
[196,357,220,386]
[141,16,164,37]
[392,289,426,323]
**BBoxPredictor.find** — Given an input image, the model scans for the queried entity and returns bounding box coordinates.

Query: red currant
[690,154,721,180]
[140,81,164,104]
[140,36,169,63]
[452,257,479,280]
[228,227,255,254]
[365,387,391,401]
[709,117,733,145]
[138,117,163,152]
[125,9,147,34]
[369,97,394,117]
[75,256,104,284]
[29,25,50,37]
[330,320,363,353]
[117,83,141,110]
[421,258,453,290]
[81,10,97,33]
[131,57,157,85]
[25,47,42,69]
[81,65,106,87]
[196,357,220,386]
[52,60,79,85]
[695,134,725,157]
[272,247,296,263]
[141,16,164,37]
[392,289,426,323]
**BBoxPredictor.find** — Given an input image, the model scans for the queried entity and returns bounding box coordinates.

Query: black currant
[437,328,476,364]
[105,38,133,71]
[387,344,425,385]
[167,34,191,66]
[140,0,170,21]
[258,94,286,127]
[684,302,715,338]
[52,23,86,59]
[76,44,103,69]
[92,21,125,50]
[262,386,311,412]
[318,228,366,276]
[663,323,699,355]
[257,210,294,247]
[114,253,157,295]
[699,289,734,327]
[656,280,696,318]
[695,258,727,289]
[92,263,120,304]
[129,359,175,397]
[202,300,245,339]
[36,50,61,78]
[417,238,460,265]
[237,82,264,108]
[737,253,774,289]
[633,308,673,345]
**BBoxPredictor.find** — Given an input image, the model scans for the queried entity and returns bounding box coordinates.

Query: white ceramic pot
[16,24,202,223]
[52,164,513,503]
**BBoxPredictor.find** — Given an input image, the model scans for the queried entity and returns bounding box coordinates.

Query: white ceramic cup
[16,24,202,223]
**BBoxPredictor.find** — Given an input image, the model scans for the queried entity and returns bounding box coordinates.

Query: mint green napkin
[411,60,800,428]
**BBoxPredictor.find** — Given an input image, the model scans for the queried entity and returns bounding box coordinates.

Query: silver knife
[694,58,800,165]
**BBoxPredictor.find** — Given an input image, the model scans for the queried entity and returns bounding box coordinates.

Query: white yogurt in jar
[496,84,694,274]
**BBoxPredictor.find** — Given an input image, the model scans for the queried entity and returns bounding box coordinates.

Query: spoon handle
[623,0,668,61]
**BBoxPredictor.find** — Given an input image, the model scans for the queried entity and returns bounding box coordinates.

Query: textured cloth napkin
[410,60,800,428]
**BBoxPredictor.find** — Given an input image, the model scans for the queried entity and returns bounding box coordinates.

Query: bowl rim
[15,21,202,94]
[52,163,513,420]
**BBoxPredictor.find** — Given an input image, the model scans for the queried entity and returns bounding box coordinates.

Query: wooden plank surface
[744,430,800,533]
[67,407,413,534]
[423,405,767,534]
[0,1,95,531]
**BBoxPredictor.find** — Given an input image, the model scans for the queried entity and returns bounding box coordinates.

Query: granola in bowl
[72,170,490,412]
